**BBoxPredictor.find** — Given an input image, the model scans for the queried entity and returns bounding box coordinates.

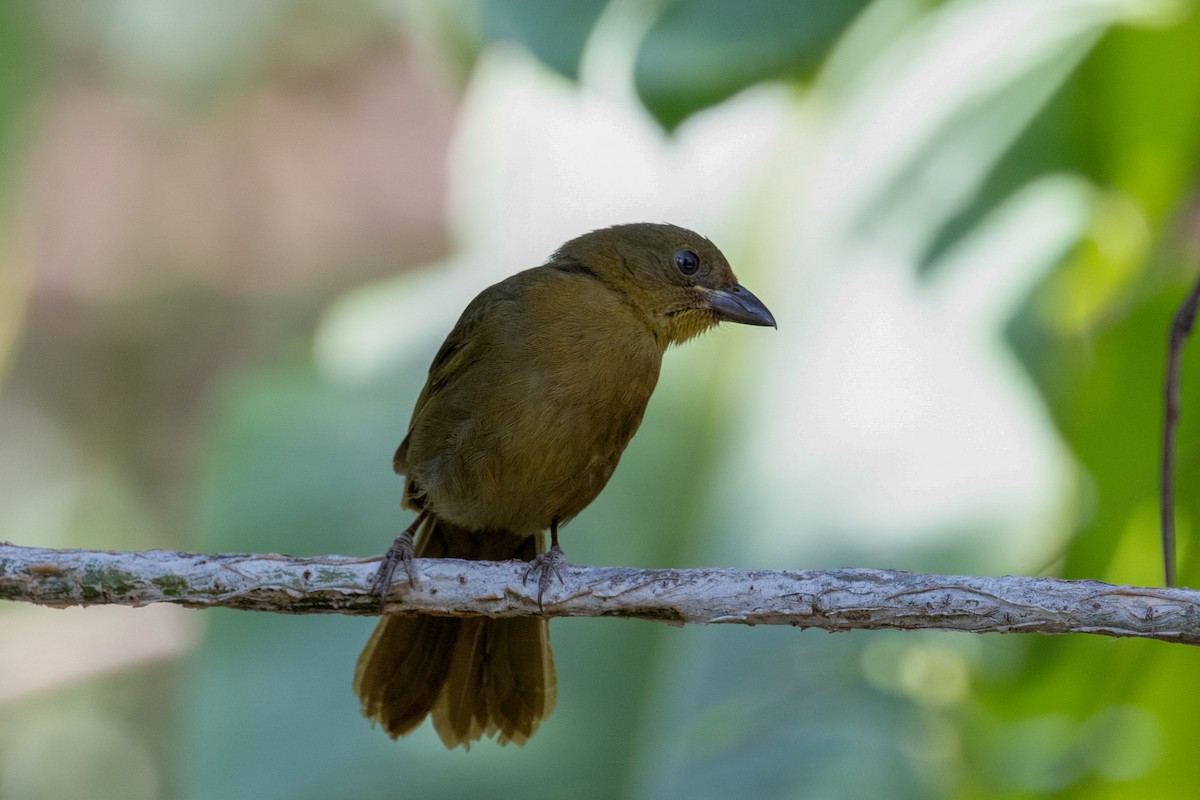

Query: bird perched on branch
[354,222,775,748]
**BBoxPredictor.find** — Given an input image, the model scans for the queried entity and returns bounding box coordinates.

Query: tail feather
[484,618,556,745]
[354,614,462,738]
[353,517,557,749]
[433,618,491,745]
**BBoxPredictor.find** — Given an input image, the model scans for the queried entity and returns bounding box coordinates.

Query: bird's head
[553,222,775,346]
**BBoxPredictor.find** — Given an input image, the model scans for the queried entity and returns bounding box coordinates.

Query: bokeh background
[2,0,1199,797]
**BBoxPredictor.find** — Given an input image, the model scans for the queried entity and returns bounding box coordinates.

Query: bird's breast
[404,283,664,535]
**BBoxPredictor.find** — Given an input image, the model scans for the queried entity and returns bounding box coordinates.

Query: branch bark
[2,543,1198,644]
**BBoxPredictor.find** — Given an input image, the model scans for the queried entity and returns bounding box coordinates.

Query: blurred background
[1,0,1199,797]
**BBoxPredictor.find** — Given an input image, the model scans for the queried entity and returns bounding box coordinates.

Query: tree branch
[1163,268,1200,587]
[2,543,1198,644]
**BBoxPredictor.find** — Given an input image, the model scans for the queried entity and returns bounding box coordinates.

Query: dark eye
[674,249,700,276]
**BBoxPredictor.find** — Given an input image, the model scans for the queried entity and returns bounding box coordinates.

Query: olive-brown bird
[354,222,774,748]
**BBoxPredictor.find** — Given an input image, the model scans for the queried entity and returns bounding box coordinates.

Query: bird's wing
[393,279,519,476]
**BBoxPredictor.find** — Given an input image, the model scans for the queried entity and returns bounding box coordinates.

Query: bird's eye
[674,249,700,276]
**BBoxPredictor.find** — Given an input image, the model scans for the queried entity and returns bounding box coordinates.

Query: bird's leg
[371,509,428,610]
[522,520,567,611]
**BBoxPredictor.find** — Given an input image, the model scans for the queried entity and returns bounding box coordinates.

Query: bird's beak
[704,284,776,328]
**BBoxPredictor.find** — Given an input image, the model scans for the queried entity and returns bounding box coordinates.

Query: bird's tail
[353,516,556,749]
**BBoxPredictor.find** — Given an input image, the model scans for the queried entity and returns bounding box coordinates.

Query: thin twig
[1163,272,1200,587]
[2,543,1200,644]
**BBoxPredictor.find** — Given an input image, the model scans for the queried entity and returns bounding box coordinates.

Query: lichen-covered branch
[1,543,1197,644]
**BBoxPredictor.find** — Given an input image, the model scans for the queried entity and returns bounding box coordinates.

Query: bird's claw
[522,544,566,611]
[371,530,416,611]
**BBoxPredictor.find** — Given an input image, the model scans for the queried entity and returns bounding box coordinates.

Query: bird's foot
[522,544,566,611]
[371,530,416,611]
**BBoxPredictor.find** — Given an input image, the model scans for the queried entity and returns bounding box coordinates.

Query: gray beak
[705,284,776,328]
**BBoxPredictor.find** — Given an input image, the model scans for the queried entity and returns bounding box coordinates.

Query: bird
[354,222,775,749]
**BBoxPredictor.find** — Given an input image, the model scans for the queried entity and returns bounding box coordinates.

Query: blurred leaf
[479,0,610,79]
[0,2,38,143]
[1074,9,1200,221]
[961,8,1200,799]
[191,359,411,557]
[1031,8,1200,337]
[635,0,869,129]
[0,2,41,386]
[966,287,1200,798]
[1007,7,1200,584]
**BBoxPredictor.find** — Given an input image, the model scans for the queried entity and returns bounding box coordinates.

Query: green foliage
[0,2,40,384]
[635,0,869,129]
[480,0,611,78]
[471,0,868,129]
